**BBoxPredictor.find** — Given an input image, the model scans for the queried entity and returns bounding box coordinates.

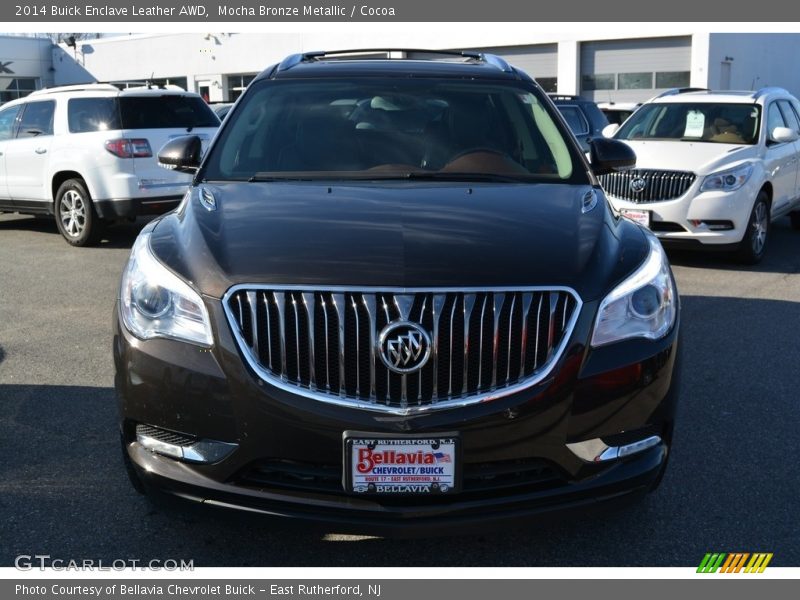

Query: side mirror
[770,126,799,144]
[602,123,620,138]
[589,138,636,176]
[158,135,202,174]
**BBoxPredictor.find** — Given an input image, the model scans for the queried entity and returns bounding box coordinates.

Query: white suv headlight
[591,231,677,347]
[120,232,213,346]
[700,163,753,192]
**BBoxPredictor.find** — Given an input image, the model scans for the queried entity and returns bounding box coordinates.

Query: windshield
[616,102,761,144]
[201,78,582,183]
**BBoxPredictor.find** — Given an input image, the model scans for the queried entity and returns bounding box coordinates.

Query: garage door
[474,45,558,92]
[580,37,692,103]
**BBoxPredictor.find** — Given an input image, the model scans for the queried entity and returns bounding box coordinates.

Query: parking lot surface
[1,212,799,566]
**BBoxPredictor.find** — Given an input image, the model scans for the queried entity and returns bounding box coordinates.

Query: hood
[149,181,648,302]
[619,140,758,175]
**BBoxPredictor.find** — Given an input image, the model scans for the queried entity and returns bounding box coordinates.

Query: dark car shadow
[0,214,155,249]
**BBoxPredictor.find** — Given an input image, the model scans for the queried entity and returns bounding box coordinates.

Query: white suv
[0,84,219,246]
[601,87,800,263]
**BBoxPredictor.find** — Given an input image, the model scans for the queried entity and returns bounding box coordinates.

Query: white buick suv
[0,84,219,246]
[601,87,800,263]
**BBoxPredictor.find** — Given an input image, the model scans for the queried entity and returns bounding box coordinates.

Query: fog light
[566,435,661,463]
[135,424,237,464]
[702,220,734,231]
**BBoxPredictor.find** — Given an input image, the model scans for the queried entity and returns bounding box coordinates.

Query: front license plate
[620,209,651,228]
[343,432,460,495]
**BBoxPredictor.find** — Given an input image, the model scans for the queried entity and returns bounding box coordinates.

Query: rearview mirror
[771,126,799,144]
[589,138,636,176]
[158,135,202,174]
[602,123,620,138]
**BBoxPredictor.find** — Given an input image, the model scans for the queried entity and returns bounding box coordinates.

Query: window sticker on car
[684,110,705,137]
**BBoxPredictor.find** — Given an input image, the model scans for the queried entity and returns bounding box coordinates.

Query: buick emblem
[629,177,647,193]
[378,321,432,374]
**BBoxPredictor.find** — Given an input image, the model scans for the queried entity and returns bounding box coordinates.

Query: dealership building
[3,31,800,104]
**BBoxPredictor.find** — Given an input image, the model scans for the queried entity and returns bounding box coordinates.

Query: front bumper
[129,440,666,536]
[114,297,680,535]
[608,179,760,247]
[94,196,184,219]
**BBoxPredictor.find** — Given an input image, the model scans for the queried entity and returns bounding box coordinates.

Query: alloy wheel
[751,201,768,255]
[59,190,86,238]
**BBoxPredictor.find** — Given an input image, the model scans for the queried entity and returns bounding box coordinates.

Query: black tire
[735,190,770,265]
[54,178,103,246]
[790,211,800,231]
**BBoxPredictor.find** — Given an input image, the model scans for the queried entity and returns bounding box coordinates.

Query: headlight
[700,163,753,192]
[591,231,677,347]
[120,232,213,346]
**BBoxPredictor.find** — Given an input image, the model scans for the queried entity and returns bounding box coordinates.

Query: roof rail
[479,53,512,73]
[653,87,708,99]
[105,80,186,91]
[752,86,789,99]
[29,83,119,96]
[276,49,513,73]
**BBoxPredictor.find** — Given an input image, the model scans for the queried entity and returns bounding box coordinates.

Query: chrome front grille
[599,169,696,203]
[224,286,580,414]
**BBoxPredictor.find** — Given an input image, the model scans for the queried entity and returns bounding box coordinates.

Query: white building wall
[50,30,800,104]
[557,41,580,95]
[579,36,692,103]
[57,29,705,100]
[689,32,711,89]
[706,33,800,97]
[0,35,55,88]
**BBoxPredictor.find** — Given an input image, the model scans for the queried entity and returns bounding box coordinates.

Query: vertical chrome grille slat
[351,294,361,397]
[431,294,446,402]
[534,293,544,369]
[417,294,429,403]
[400,374,408,408]
[362,294,377,400]
[332,293,345,396]
[490,293,505,389]
[301,292,315,389]
[447,296,458,396]
[320,294,331,390]
[227,287,579,412]
[462,293,476,394]
[380,295,392,402]
[290,293,302,381]
[477,294,489,390]
[245,291,258,355]
[547,292,559,361]
[392,295,411,408]
[262,292,273,370]
[519,292,533,377]
[273,292,287,378]
[505,293,517,384]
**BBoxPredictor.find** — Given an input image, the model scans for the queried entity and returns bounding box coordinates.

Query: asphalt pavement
[1,212,798,567]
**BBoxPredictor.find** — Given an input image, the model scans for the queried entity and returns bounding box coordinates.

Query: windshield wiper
[247,175,315,182]
[384,172,533,183]
[239,172,536,183]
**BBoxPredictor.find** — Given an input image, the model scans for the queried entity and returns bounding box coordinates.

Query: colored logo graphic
[697,553,773,573]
